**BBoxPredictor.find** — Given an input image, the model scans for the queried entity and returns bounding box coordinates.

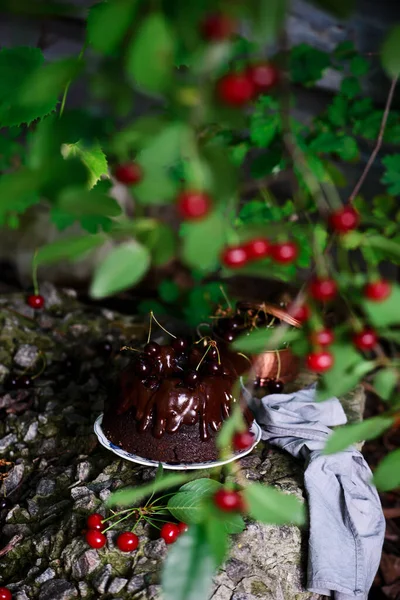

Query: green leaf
[323,416,393,454]
[19,57,82,107]
[334,41,357,61]
[36,234,105,265]
[133,219,176,266]
[181,211,226,272]
[340,77,361,98]
[290,44,330,85]
[373,368,398,401]
[350,55,370,77]
[339,136,359,161]
[133,166,178,204]
[0,47,57,127]
[327,95,348,127]
[108,472,194,506]
[57,187,121,217]
[373,449,400,491]
[61,141,108,188]
[162,523,216,600]
[0,169,41,217]
[87,0,137,55]
[158,280,180,303]
[250,97,280,148]
[233,327,301,354]
[381,25,400,78]
[168,491,209,525]
[90,241,151,298]
[381,154,400,195]
[138,122,190,170]
[217,404,246,451]
[250,0,287,43]
[309,0,355,18]
[179,478,222,495]
[363,284,400,327]
[205,515,229,566]
[243,483,305,526]
[363,235,400,263]
[126,13,175,94]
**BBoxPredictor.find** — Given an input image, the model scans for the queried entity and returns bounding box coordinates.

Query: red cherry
[306,351,334,373]
[353,329,377,351]
[177,190,212,220]
[160,522,180,544]
[233,431,255,451]
[310,328,335,347]
[221,245,249,268]
[87,513,104,531]
[201,12,235,41]
[114,162,142,185]
[27,294,45,309]
[309,277,337,302]
[243,238,270,261]
[0,588,11,600]
[213,489,244,512]
[217,73,255,106]
[245,63,279,94]
[177,522,189,535]
[364,280,392,302]
[270,242,298,264]
[116,531,139,552]
[85,529,106,549]
[288,303,310,323]
[329,206,359,233]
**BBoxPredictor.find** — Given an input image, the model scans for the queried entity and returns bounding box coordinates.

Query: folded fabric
[250,384,385,600]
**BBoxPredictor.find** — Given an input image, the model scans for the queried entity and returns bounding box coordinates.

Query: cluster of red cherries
[85,512,189,550]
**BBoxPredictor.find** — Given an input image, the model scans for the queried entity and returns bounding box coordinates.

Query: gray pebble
[13,344,39,368]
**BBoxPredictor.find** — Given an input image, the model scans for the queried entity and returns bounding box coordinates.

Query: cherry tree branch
[348,76,398,203]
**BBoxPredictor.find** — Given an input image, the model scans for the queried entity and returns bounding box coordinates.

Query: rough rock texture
[0,285,365,599]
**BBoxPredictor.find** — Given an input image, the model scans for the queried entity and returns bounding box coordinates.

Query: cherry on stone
[353,329,377,351]
[177,190,212,220]
[201,12,235,41]
[310,329,335,347]
[6,374,32,390]
[160,522,180,544]
[243,238,270,260]
[364,280,392,302]
[114,162,142,185]
[267,379,284,394]
[0,588,12,600]
[309,277,338,302]
[306,351,334,373]
[86,529,106,549]
[144,342,162,358]
[87,513,104,531]
[221,246,249,268]
[184,370,200,388]
[245,63,279,94]
[117,531,139,552]
[27,294,45,309]
[329,206,359,233]
[213,489,244,512]
[270,241,298,264]
[216,73,255,107]
[178,522,189,534]
[233,431,255,451]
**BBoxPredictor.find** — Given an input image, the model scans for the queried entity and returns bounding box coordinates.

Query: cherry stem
[147,311,152,344]
[32,249,39,296]
[120,346,141,353]
[219,285,232,311]
[237,352,252,366]
[149,311,177,339]
[276,350,282,381]
[31,352,47,380]
[102,511,135,533]
[131,514,143,533]
[196,344,211,371]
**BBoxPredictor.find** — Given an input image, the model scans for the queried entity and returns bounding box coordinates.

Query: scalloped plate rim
[94,413,262,471]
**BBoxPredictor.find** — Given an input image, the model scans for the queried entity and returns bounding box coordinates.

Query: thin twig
[0,535,23,557]
[348,76,398,203]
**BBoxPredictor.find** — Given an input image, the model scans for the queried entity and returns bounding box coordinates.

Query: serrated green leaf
[57,187,121,217]
[373,449,400,491]
[90,241,151,298]
[108,472,193,506]
[87,0,137,55]
[290,44,330,85]
[381,154,400,195]
[181,211,226,272]
[340,77,361,98]
[363,284,400,327]
[233,327,301,354]
[350,55,370,77]
[36,234,105,265]
[323,416,393,454]
[327,95,348,127]
[167,492,208,525]
[61,141,108,188]
[126,13,175,94]
[0,47,57,127]
[373,368,398,401]
[243,482,305,526]
[162,523,215,600]
[19,57,82,107]
[381,25,400,78]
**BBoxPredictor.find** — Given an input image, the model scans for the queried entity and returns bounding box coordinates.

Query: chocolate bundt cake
[102,338,254,464]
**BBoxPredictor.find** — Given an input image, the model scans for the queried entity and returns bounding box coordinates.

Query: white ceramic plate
[94,414,262,471]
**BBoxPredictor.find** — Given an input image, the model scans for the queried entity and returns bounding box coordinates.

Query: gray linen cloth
[249,385,385,600]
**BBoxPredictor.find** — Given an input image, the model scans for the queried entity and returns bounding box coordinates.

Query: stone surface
[13,344,40,368]
[0,289,365,599]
